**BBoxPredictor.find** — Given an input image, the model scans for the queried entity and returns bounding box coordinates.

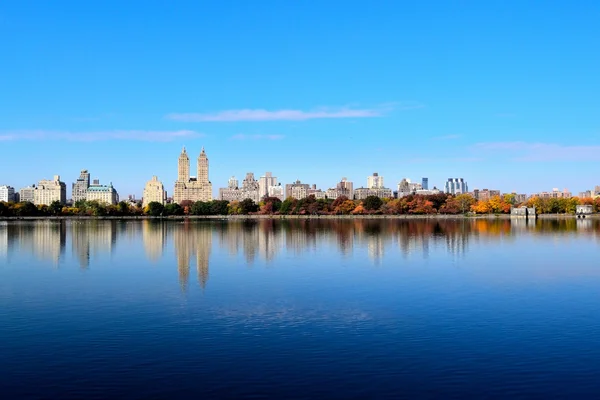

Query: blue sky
[1,1,599,198]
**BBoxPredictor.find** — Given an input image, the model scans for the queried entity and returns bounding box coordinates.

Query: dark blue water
[1,218,600,399]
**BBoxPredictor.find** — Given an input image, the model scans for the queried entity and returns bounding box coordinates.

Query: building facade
[397,178,423,198]
[258,172,277,200]
[72,169,90,202]
[445,178,468,195]
[34,176,67,205]
[268,184,285,201]
[143,176,167,207]
[472,189,501,201]
[354,187,393,200]
[422,177,429,190]
[285,180,311,199]
[173,147,213,204]
[86,181,119,205]
[0,186,16,202]
[19,185,36,203]
[219,172,261,203]
[367,172,384,189]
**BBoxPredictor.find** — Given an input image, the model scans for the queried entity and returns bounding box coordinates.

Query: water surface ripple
[1,218,600,399]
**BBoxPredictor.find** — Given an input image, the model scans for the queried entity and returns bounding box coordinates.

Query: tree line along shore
[1,193,599,218]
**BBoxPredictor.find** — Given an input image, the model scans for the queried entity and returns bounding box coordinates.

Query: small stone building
[576,204,593,216]
[510,206,536,218]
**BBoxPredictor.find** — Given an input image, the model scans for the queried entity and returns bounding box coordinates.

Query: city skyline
[2,2,600,195]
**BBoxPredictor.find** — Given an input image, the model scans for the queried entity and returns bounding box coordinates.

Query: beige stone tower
[197,147,209,184]
[178,147,190,181]
[174,146,212,204]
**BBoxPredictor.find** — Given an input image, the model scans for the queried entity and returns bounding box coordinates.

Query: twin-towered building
[173,147,212,203]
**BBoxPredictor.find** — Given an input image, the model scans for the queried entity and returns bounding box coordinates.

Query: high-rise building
[285,180,311,199]
[228,176,239,189]
[367,172,384,189]
[422,177,429,190]
[397,178,422,198]
[444,178,468,195]
[336,178,354,199]
[72,170,90,202]
[86,181,119,205]
[173,147,213,204]
[259,172,277,200]
[34,176,67,205]
[143,176,167,207]
[268,184,285,200]
[0,186,16,202]
[19,185,36,203]
[219,173,261,202]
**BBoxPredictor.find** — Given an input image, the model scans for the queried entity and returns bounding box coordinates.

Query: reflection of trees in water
[4,217,600,285]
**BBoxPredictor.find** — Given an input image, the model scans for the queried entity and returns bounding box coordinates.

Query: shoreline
[0,214,595,221]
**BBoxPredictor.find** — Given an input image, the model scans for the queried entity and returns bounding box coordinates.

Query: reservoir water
[1,218,600,399]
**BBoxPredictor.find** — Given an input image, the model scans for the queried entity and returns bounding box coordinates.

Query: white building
[367,172,384,189]
[19,185,36,203]
[445,178,468,195]
[142,176,167,207]
[0,186,16,202]
[268,184,285,201]
[259,172,277,200]
[86,181,119,205]
[354,187,393,200]
[34,176,67,205]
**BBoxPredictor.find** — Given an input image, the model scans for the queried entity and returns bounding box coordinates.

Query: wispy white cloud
[472,141,600,161]
[0,130,202,142]
[230,134,285,141]
[165,103,422,122]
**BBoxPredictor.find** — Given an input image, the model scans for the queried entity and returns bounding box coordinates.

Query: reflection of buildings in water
[0,223,7,262]
[285,221,317,256]
[257,221,283,264]
[394,221,469,260]
[576,218,593,231]
[142,220,166,262]
[511,217,535,232]
[173,222,212,290]
[11,221,66,265]
[217,221,283,265]
[444,230,468,259]
[71,221,116,269]
[366,234,384,264]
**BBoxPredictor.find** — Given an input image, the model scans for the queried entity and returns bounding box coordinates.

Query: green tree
[210,200,230,215]
[363,195,383,211]
[48,200,63,216]
[279,197,296,214]
[240,198,258,215]
[164,203,183,216]
[117,201,130,215]
[455,194,476,214]
[0,202,10,217]
[16,201,38,216]
[146,202,164,216]
[191,201,211,215]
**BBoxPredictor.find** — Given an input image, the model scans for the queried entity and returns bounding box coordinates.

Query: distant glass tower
[422,177,429,190]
